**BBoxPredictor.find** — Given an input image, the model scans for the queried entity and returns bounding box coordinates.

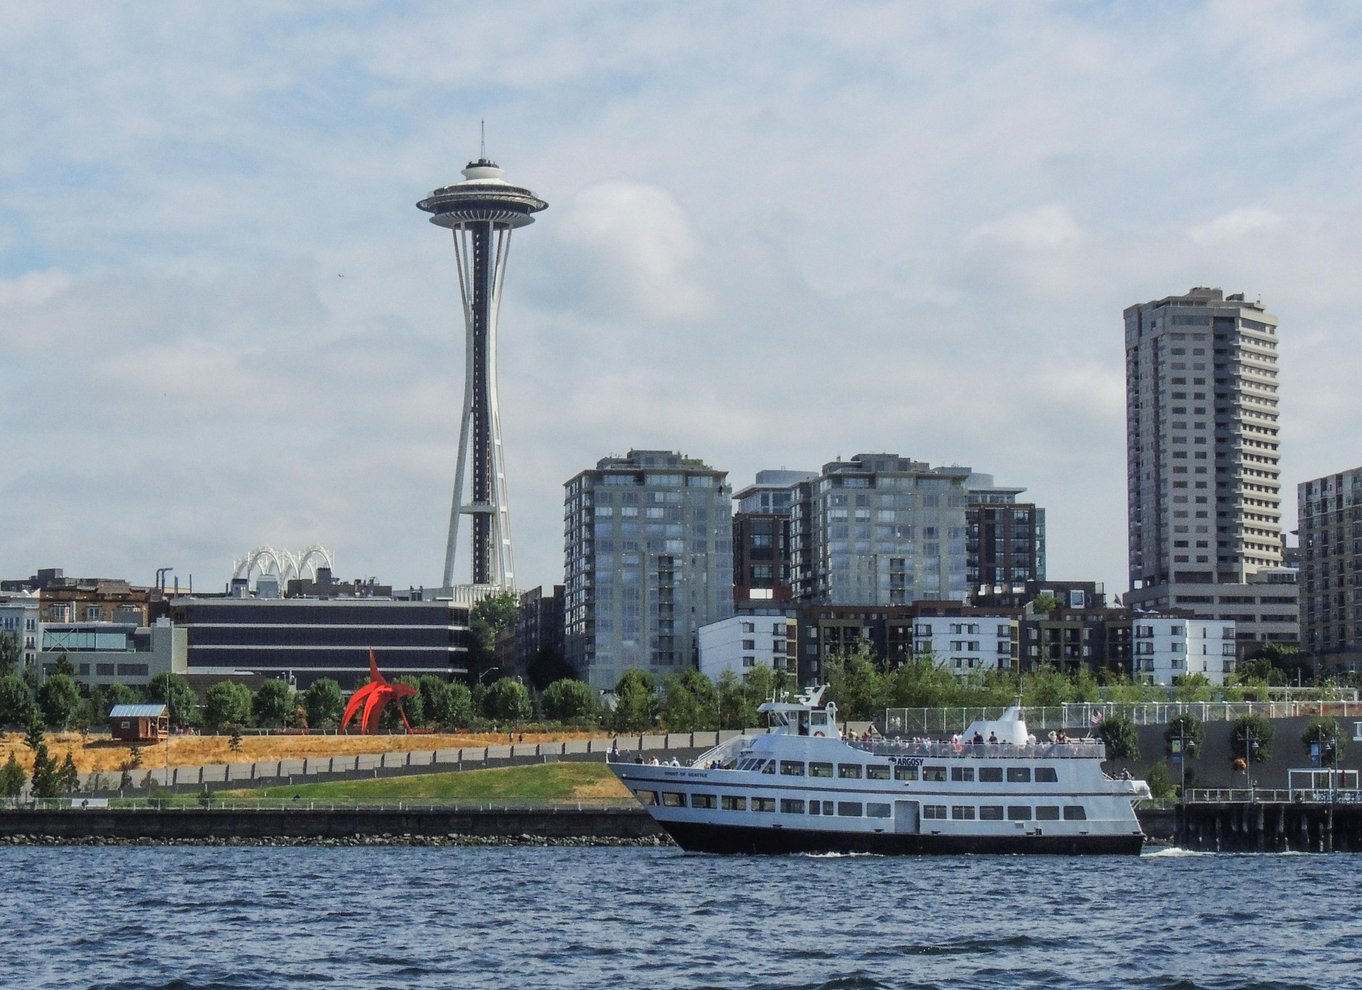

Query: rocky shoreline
[0,832,674,848]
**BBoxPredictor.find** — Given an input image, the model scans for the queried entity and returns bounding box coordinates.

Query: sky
[3,1,1362,601]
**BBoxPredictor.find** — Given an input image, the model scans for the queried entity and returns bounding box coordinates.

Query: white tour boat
[610,686,1149,855]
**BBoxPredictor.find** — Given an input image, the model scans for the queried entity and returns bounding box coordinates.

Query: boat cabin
[758,686,841,739]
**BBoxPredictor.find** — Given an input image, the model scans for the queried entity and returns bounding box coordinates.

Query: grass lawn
[135,761,633,807]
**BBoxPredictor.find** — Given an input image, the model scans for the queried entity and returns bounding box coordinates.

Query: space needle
[418,150,547,591]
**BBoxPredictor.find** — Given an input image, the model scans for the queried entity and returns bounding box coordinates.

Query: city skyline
[4,5,1362,598]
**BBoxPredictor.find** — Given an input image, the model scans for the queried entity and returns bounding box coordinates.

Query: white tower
[418,157,547,589]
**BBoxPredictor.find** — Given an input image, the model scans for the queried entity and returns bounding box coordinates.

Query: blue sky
[3,1,1362,598]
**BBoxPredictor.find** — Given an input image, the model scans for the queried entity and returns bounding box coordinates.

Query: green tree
[1030,594,1062,615]
[145,673,196,728]
[824,647,884,720]
[715,669,757,730]
[418,678,473,729]
[1229,714,1274,764]
[58,751,79,794]
[469,591,519,678]
[611,669,658,733]
[1301,717,1345,765]
[302,678,345,729]
[540,678,600,724]
[37,673,82,730]
[1164,712,1205,760]
[252,679,296,728]
[883,654,968,710]
[1173,673,1215,703]
[1096,712,1140,762]
[50,650,75,678]
[660,670,717,732]
[23,711,44,752]
[90,683,140,726]
[1020,665,1075,709]
[203,681,253,731]
[0,675,34,728]
[30,742,59,798]
[0,751,26,799]
[482,676,532,724]
[1144,761,1175,800]
[0,631,21,677]
[527,646,576,692]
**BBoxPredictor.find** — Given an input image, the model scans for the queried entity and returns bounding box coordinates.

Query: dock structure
[1181,770,1361,852]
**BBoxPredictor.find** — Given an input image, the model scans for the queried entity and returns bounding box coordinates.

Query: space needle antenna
[480,120,486,159]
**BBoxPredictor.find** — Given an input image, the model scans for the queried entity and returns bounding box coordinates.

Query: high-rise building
[788,453,970,606]
[563,450,734,690]
[731,469,817,604]
[1298,467,1362,675]
[965,473,1045,598]
[1124,287,1296,659]
[418,156,547,590]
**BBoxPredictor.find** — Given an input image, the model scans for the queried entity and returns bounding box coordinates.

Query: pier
[1180,769,1362,852]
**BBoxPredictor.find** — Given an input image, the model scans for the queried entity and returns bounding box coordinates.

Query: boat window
[951,805,976,820]
[922,804,948,820]
[1036,806,1060,820]
[951,767,974,782]
[923,766,947,782]
[1035,767,1058,783]
[822,801,835,815]
[979,805,1004,820]
[866,802,891,818]
[809,762,834,778]
[632,789,658,806]
[691,793,717,809]
[837,802,863,817]
[662,792,686,808]
[761,761,776,774]
[1007,806,1031,821]
[808,801,821,816]
[780,798,805,814]
[1006,767,1032,783]
[837,764,863,779]
[780,761,805,776]
[866,764,890,780]
[894,764,919,781]
[979,767,1003,783]
[721,795,746,811]
[752,797,776,813]
[1063,806,1088,821]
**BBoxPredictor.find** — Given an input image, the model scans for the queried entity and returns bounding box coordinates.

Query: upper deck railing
[850,736,1106,761]
[884,699,1362,736]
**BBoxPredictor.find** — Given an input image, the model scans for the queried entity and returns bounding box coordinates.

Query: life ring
[813,731,825,737]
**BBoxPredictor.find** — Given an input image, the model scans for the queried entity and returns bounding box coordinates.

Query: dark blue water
[0,846,1357,990]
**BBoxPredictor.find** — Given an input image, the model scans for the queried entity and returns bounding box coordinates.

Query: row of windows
[636,789,1088,822]
[731,758,1060,784]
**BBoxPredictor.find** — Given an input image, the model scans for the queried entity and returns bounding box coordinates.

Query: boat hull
[656,819,1145,856]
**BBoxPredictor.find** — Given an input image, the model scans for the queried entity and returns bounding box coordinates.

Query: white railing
[885,700,1362,735]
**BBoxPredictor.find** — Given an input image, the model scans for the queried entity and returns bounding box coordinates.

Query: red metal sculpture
[341,649,416,734]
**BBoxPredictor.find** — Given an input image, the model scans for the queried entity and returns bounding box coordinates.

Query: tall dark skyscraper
[418,156,546,590]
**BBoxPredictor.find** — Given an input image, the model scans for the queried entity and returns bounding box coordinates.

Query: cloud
[965,204,1084,251]
[1188,206,1284,245]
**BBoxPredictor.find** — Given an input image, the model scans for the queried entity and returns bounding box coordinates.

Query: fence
[884,700,1362,736]
[68,729,747,796]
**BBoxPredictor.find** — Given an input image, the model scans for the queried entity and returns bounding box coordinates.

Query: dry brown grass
[0,729,599,775]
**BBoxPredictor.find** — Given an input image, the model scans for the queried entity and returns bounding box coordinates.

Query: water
[1,845,1358,990]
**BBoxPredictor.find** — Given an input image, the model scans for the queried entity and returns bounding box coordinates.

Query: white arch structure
[232,545,336,588]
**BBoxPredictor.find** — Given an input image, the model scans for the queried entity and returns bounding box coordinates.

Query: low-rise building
[37,618,186,688]
[1131,615,1236,685]
[698,612,797,681]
